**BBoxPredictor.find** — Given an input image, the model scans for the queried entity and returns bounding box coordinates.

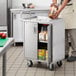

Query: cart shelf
[39,40,47,43]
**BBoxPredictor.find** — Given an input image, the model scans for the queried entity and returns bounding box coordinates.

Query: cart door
[48,19,65,63]
[52,19,65,62]
[24,21,38,60]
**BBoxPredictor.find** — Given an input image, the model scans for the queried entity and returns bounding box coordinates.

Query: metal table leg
[2,53,6,76]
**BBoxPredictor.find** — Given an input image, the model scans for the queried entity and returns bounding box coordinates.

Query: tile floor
[0,46,76,76]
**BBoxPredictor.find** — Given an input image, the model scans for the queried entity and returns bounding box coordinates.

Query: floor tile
[65,73,74,76]
[45,71,55,76]
[0,46,76,76]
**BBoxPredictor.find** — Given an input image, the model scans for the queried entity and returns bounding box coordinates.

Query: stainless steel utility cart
[22,17,65,70]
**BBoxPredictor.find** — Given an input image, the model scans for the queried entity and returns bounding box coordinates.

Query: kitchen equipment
[22,16,65,70]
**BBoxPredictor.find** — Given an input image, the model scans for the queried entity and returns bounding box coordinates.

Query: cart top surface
[21,16,62,24]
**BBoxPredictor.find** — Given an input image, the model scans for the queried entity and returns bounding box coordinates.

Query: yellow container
[38,49,46,60]
[38,56,45,60]
[46,51,48,59]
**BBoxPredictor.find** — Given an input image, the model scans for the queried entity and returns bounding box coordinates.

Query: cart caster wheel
[27,60,33,67]
[49,64,54,71]
[57,61,62,67]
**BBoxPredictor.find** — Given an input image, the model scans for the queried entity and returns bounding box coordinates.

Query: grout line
[7,47,23,72]
[54,64,56,76]
[64,60,66,76]
[24,67,29,76]
[44,68,48,76]
[73,62,75,76]
[34,66,38,76]
[7,46,18,61]
[15,59,25,76]
[63,61,65,76]
[29,63,38,76]
[34,64,40,76]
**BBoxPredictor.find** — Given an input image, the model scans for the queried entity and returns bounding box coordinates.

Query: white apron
[72,0,76,28]
[59,0,76,29]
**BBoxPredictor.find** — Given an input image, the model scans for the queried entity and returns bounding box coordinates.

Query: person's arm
[50,0,57,6]
[52,0,57,4]
[57,0,69,14]
[50,0,69,19]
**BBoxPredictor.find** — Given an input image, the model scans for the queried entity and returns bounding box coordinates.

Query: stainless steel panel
[24,21,38,60]
[8,0,12,8]
[0,0,7,26]
[52,19,65,62]
[48,24,52,63]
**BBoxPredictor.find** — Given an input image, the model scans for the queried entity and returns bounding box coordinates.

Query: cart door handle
[13,14,16,19]
[34,26,37,34]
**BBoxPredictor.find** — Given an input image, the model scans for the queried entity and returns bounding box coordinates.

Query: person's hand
[48,13,57,19]
[50,10,60,19]
[48,3,59,19]
[50,3,58,10]
[50,3,55,7]
[49,4,59,19]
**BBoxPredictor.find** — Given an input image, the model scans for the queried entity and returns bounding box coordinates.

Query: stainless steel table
[0,38,14,76]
